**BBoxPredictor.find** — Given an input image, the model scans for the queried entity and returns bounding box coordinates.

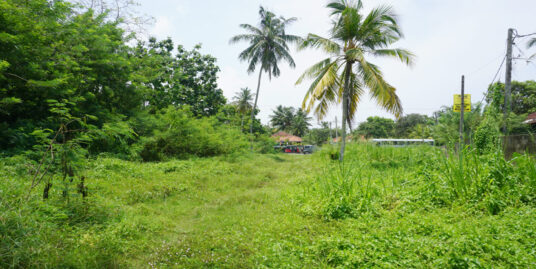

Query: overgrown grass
[1,144,536,267]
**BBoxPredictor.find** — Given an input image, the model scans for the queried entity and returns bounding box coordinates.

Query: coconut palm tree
[232,87,255,131]
[291,108,312,137]
[230,6,300,137]
[270,105,295,132]
[296,0,414,161]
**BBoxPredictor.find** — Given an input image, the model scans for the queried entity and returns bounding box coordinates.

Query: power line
[465,51,506,76]
[514,31,536,38]
[479,54,506,105]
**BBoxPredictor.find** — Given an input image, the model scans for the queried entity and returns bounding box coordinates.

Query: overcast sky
[135,0,536,126]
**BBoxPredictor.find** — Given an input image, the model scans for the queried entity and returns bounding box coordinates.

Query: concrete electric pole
[504,28,514,135]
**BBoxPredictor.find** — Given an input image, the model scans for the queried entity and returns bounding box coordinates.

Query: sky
[135,0,536,126]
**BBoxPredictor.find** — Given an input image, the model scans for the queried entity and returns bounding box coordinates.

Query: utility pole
[335,116,339,140]
[459,75,465,146]
[329,122,332,144]
[504,28,514,135]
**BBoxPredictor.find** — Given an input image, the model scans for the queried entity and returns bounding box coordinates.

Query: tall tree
[269,106,311,136]
[232,87,255,130]
[230,6,300,137]
[395,114,429,137]
[270,105,295,132]
[486,81,536,115]
[297,0,414,161]
[135,39,226,116]
[292,108,312,136]
[357,116,395,138]
[0,0,144,150]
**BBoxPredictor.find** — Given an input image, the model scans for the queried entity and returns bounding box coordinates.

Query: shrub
[253,134,277,154]
[136,107,248,161]
[473,116,500,155]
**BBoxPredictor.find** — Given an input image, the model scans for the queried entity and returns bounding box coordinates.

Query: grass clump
[421,147,536,214]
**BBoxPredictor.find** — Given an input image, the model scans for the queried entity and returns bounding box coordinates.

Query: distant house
[523,112,536,125]
[271,131,302,145]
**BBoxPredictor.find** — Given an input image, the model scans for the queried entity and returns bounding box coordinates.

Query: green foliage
[431,104,483,145]
[2,145,536,267]
[304,122,332,145]
[395,113,431,137]
[231,87,255,131]
[0,1,227,153]
[356,116,395,138]
[421,147,536,215]
[252,134,277,154]
[474,114,501,154]
[231,6,300,137]
[0,0,142,151]
[486,80,536,115]
[270,105,312,136]
[136,107,248,161]
[88,119,137,158]
[297,1,413,161]
[407,123,433,139]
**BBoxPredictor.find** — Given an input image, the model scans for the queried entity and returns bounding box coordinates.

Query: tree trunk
[249,68,263,148]
[240,114,244,132]
[340,62,352,162]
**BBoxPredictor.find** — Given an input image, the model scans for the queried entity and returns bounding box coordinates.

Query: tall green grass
[422,147,536,214]
[301,143,438,219]
[302,143,536,219]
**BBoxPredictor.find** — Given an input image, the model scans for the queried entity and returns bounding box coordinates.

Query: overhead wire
[477,29,535,106]
[478,55,506,105]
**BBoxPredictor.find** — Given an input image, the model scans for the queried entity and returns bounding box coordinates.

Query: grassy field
[1,144,536,268]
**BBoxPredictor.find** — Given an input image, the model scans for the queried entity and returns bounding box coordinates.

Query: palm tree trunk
[340,62,352,162]
[240,114,245,131]
[249,68,263,147]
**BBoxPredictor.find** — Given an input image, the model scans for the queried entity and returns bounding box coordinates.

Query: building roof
[523,112,536,124]
[271,131,302,142]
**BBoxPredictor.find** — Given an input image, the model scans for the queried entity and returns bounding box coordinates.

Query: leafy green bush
[473,115,500,155]
[252,134,277,154]
[87,120,137,158]
[136,107,248,161]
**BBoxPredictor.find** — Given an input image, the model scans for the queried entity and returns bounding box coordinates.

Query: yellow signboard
[453,94,471,112]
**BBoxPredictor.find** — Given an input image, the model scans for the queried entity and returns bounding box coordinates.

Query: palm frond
[299,59,342,119]
[229,34,256,45]
[296,58,332,84]
[373,48,415,66]
[238,24,262,35]
[345,72,365,125]
[272,42,296,68]
[357,58,403,118]
[299,34,341,54]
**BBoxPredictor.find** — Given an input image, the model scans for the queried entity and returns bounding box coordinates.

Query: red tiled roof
[523,112,536,124]
[271,131,302,142]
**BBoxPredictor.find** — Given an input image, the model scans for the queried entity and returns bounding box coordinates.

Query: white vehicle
[372,139,435,147]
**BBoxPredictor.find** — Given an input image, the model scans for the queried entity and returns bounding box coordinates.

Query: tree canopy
[0,0,229,152]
